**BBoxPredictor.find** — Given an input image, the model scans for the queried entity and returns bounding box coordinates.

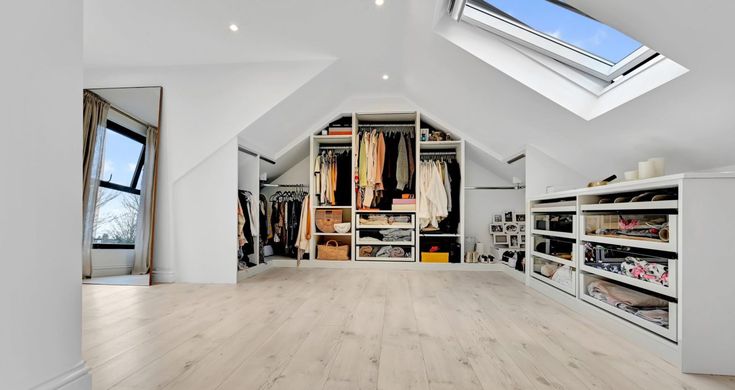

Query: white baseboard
[152,269,175,283]
[269,259,504,271]
[90,265,133,278]
[31,360,90,390]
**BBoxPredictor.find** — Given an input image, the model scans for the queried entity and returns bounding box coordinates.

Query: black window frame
[93,120,146,250]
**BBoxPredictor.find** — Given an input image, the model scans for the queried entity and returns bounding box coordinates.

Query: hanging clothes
[295,195,311,262]
[357,127,416,210]
[238,190,256,269]
[419,155,459,232]
[314,149,352,206]
[266,190,308,259]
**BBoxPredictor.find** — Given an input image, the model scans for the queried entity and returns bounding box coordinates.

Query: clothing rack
[358,124,415,133]
[358,124,415,128]
[260,183,306,188]
[319,146,352,150]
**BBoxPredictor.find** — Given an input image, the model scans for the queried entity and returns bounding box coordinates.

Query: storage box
[421,252,449,263]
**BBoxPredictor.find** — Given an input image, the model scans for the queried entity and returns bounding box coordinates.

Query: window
[451,0,658,82]
[92,120,146,248]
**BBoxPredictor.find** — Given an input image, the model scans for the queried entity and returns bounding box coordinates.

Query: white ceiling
[89,87,161,126]
[84,0,735,181]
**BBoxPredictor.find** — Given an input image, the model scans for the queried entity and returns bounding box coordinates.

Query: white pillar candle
[639,161,656,179]
[624,170,639,181]
[649,157,665,177]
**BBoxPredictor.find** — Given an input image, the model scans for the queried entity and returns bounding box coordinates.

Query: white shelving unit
[529,197,578,296]
[527,173,735,375]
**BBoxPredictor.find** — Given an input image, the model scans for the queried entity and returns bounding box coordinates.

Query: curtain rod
[86,90,158,129]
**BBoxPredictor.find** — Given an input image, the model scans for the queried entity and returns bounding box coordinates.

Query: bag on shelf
[315,209,341,233]
[317,240,350,260]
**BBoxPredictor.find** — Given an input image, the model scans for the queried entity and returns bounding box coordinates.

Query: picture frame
[515,213,526,223]
[493,214,503,223]
[519,224,526,233]
[493,234,509,245]
[504,223,519,234]
[520,234,527,244]
[504,211,514,223]
[509,235,520,248]
[490,224,504,233]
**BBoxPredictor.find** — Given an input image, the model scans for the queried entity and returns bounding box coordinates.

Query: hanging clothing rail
[464,185,526,190]
[358,124,415,128]
[319,145,352,150]
[238,145,276,165]
[420,151,456,156]
[260,183,306,188]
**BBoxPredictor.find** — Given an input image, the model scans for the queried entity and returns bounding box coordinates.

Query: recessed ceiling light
[229,24,239,32]
[375,0,384,6]
[382,74,390,80]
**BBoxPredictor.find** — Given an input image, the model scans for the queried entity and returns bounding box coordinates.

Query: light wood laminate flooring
[83,268,735,390]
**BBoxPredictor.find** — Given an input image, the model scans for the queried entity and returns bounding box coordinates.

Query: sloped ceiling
[84,0,735,181]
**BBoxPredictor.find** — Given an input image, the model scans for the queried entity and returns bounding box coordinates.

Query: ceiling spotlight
[229,24,239,32]
[375,0,384,5]
[382,74,390,80]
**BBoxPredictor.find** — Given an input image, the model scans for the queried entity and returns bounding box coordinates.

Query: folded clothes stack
[587,279,670,327]
[358,245,409,258]
[359,214,412,225]
[586,256,669,287]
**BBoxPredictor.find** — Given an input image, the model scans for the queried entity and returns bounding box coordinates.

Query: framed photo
[520,234,527,244]
[515,213,526,223]
[493,214,503,223]
[490,224,504,233]
[504,223,519,234]
[504,211,514,223]
[493,234,509,245]
[519,224,526,233]
[510,235,520,248]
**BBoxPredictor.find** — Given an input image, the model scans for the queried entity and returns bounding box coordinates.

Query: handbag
[315,210,341,233]
[317,240,350,260]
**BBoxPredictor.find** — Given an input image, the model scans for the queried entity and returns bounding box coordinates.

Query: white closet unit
[527,173,735,375]
[236,147,269,281]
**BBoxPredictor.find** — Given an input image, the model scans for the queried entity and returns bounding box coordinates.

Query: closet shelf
[356,240,414,246]
[356,210,416,214]
[580,233,677,253]
[531,205,576,213]
[313,135,352,144]
[581,200,678,212]
[356,256,415,262]
[531,229,576,240]
[357,224,414,229]
[532,251,574,266]
[580,264,677,298]
[580,289,677,342]
[314,232,352,237]
[419,140,462,150]
[315,205,352,209]
[419,233,460,237]
[531,271,576,296]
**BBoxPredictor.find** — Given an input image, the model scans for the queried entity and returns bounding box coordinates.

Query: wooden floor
[83,268,735,390]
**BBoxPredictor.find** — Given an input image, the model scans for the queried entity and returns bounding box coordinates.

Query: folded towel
[359,246,374,257]
[389,247,406,257]
[588,280,668,308]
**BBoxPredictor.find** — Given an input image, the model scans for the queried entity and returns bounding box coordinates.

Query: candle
[639,161,656,179]
[649,157,665,177]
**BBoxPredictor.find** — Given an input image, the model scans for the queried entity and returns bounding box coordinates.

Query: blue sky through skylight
[481,0,643,64]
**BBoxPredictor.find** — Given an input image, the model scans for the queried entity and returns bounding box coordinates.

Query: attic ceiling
[84,0,735,182]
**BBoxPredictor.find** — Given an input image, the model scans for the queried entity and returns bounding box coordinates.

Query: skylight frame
[452,0,657,82]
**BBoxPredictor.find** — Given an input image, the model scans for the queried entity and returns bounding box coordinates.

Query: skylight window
[451,0,658,82]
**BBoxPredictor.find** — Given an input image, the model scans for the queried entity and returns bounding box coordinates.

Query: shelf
[313,135,352,144]
[419,233,460,237]
[314,232,352,236]
[581,200,678,212]
[315,205,352,209]
[580,233,676,253]
[532,251,574,266]
[357,209,416,213]
[356,224,414,229]
[356,256,415,262]
[580,291,677,342]
[580,263,677,298]
[419,140,462,150]
[531,229,575,240]
[531,205,576,213]
[530,271,576,296]
[357,240,414,246]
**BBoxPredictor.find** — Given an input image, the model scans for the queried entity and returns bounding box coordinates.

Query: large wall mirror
[82,87,162,286]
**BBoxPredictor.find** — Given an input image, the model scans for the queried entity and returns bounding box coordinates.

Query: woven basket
[317,240,350,260]
[315,209,341,233]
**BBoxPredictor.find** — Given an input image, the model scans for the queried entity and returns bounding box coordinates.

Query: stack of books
[327,127,352,136]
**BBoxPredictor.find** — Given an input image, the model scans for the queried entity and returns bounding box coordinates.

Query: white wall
[173,138,239,284]
[464,158,525,250]
[90,249,135,277]
[84,60,332,283]
[525,145,589,199]
[0,0,89,389]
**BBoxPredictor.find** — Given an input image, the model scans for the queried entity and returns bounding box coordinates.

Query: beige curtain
[133,126,159,275]
[82,91,110,277]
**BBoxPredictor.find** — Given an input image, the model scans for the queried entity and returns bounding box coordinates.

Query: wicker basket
[317,240,350,260]
[315,209,341,233]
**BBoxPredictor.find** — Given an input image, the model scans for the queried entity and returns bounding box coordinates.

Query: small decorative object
[493,214,503,223]
[490,224,504,233]
[638,161,656,179]
[317,240,350,260]
[587,174,617,187]
[515,213,526,223]
[493,234,509,245]
[334,222,351,233]
[509,235,520,249]
[624,170,639,181]
[649,157,665,177]
[321,129,328,135]
[504,211,514,223]
[420,128,429,142]
[505,223,519,234]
